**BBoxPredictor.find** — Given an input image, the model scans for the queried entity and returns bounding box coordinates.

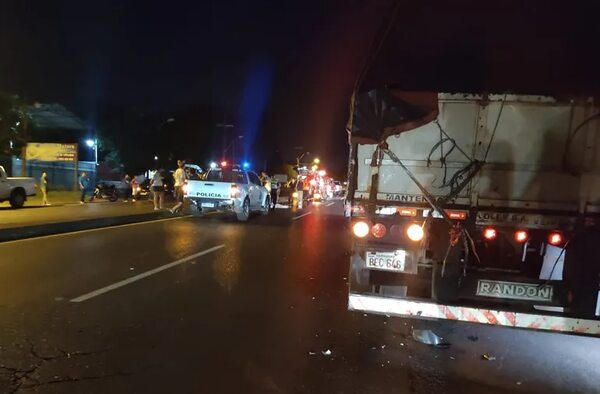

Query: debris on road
[481,353,497,361]
[467,335,479,342]
[411,329,450,348]
[321,349,332,356]
[308,351,316,356]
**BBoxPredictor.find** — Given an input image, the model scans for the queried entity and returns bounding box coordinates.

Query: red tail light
[483,227,497,240]
[371,223,386,238]
[514,230,528,243]
[548,232,563,246]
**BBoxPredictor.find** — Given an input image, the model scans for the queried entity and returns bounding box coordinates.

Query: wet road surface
[0,199,598,393]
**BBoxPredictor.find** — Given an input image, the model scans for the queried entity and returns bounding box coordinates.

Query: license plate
[201,202,215,208]
[366,250,406,272]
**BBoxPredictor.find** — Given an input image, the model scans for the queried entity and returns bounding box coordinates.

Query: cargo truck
[346,91,600,336]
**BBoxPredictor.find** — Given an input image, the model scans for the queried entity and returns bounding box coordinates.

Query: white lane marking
[0,215,191,244]
[70,244,225,302]
[292,212,312,220]
[324,202,335,207]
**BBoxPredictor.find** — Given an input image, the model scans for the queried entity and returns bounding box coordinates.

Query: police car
[184,164,270,221]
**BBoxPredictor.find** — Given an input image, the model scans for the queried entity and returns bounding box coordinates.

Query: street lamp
[86,139,98,165]
[296,151,310,173]
[313,157,320,164]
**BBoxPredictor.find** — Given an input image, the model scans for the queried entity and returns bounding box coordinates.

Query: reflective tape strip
[348,294,600,336]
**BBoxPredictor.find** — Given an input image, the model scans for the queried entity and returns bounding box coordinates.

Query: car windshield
[205,170,246,183]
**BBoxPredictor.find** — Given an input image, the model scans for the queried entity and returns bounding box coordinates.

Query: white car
[0,165,37,208]
[184,166,270,221]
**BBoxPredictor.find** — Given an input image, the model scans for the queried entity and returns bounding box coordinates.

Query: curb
[0,211,174,242]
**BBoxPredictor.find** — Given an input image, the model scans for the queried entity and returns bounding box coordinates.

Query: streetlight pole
[217,119,235,161]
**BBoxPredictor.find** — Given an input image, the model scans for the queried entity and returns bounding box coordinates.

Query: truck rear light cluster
[480,227,565,246]
[352,220,424,242]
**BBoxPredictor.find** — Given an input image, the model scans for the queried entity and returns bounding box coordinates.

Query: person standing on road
[79,172,91,204]
[151,168,165,210]
[260,172,272,193]
[270,177,279,210]
[123,174,131,202]
[296,178,304,209]
[40,171,50,206]
[169,160,186,214]
[131,175,139,202]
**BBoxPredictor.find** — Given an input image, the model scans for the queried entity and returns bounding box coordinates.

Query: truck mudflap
[348,293,600,336]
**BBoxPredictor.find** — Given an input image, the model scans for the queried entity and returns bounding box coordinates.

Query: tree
[0,93,28,157]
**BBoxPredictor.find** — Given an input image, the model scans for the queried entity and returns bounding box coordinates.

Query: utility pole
[217,117,235,161]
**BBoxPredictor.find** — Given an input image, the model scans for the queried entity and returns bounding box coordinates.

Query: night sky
[2,0,600,175]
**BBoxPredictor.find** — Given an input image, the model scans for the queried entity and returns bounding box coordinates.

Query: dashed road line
[292,212,313,220]
[70,244,225,302]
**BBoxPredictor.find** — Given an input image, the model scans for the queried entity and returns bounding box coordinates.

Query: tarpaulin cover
[348,89,438,144]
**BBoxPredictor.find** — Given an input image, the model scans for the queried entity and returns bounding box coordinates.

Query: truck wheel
[236,198,250,222]
[261,196,270,216]
[9,189,25,209]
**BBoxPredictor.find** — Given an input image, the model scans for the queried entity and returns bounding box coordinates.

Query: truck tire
[260,196,270,216]
[9,189,25,209]
[236,198,250,222]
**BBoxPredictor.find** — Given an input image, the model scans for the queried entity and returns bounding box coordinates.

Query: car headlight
[292,191,298,198]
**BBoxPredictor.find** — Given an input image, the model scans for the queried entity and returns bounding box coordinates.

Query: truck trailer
[346,91,600,336]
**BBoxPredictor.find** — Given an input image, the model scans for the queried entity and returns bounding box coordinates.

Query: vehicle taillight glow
[220,161,228,167]
[230,185,240,198]
[483,227,497,240]
[514,230,528,243]
[352,221,370,238]
[406,223,424,242]
[548,232,563,246]
[371,223,386,238]
[447,210,467,220]
[398,208,417,217]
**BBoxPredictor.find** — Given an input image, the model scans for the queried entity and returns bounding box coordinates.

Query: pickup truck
[184,166,270,221]
[0,165,37,208]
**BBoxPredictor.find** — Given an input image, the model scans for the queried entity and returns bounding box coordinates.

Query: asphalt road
[0,199,598,393]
